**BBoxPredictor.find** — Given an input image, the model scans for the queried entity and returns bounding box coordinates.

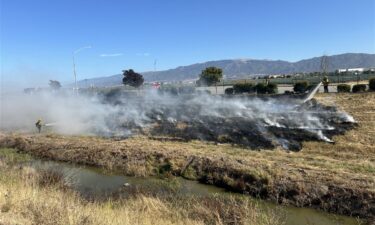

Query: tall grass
[0,155,282,225]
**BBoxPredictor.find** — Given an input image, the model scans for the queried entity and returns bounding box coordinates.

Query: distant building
[337,68,370,73]
[268,74,285,79]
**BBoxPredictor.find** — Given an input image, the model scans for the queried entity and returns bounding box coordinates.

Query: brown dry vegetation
[0,92,374,219]
[0,149,281,225]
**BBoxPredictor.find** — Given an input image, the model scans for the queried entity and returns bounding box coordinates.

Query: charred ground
[147,99,356,151]
[99,91,356,151]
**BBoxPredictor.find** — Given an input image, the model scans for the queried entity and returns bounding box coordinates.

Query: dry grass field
[0,148,280,225]
[0,92,374,219]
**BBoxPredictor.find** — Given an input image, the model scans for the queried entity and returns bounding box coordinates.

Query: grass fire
[1,86,374,224]
[2,1,375,223]
[1,84,356,152]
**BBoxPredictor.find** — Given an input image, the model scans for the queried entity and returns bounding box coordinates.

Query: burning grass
[102,92,356,151]
[146,97,356,151]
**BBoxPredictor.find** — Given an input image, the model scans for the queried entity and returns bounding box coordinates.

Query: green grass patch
[0,148,33,164]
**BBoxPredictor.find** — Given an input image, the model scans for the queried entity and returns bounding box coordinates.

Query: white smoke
[0,89,355,150]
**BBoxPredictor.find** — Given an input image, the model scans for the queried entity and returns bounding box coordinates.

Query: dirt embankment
[1,93,374,219]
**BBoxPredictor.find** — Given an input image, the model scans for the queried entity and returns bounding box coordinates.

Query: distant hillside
[77,53,375,87]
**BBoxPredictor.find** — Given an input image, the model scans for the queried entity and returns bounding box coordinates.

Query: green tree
[49,80,61,90]
[122,69,144,88]
[255,83,267,94]
[233,83,254,94]
[197,67,223,94]
[293,81,309,93]
[266,83,278,94]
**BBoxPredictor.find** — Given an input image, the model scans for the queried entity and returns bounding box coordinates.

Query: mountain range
[77,53,375,87]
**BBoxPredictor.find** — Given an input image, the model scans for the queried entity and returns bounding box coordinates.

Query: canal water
[25,159,361,225]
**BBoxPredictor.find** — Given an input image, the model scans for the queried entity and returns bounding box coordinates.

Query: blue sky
[1,0,374,87]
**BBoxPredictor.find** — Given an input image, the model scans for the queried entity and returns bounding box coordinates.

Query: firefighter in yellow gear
[322,76,330,93]
[35,119,43,133]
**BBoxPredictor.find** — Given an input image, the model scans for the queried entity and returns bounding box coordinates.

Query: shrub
[178,86,195,94]
[255,83,267,94]
[159,87,179,95]
[306,84,316,91]
[293,81,309,93]
[352,84,367,93]
[369,78,375,91]
[266,83,278,94]
[233,83,254,94]
[337,84,351,93]
[104,87,122,98]
[225,88,234,95]
[196,90,211,95]
[254,83,267,94]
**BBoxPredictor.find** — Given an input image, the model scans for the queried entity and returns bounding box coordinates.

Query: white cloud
[100,53,124,57]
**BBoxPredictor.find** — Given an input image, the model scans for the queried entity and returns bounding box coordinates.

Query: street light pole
[72,46,91,93]
[73,53,77,92]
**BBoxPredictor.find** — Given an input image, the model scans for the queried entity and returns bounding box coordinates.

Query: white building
[338,68,368,73]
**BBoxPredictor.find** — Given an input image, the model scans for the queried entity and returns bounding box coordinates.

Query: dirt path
[1,92,374,219]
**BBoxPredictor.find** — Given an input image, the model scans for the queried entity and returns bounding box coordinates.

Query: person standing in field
[35,119,42,133]
[322,76,330,93]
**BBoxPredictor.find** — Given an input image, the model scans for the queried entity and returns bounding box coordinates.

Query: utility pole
[73,54,77,91]
[222,75,225,93]
[72,46,91,93]
[320,55,329,81]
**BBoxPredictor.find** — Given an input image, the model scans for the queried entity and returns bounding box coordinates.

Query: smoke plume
[0,89,355,151]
